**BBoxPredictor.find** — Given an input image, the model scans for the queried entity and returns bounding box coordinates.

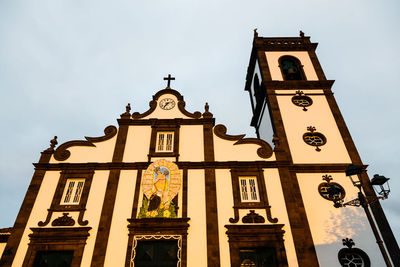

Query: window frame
[225,224,288,267]
[125,218,189,267]
[238,176,260,203]
[60,178,86,205]
[22,227,91,267]
[278,55,306,81]
[37,170,94,227]
[148,124,180,161]
[230,169,277,224]
[155,131,175,153]
[133,237,181,267]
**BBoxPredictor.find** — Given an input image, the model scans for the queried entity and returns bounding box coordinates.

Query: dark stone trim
[123,169,143,267]
[214,124,273,159]
[275,92,325,96]
[203,122,221,266]
[125,218,190,267]
[0,234,10,243]
[307,49,327,81]
[118,118,215,126]
[90,124,129,267]
[22,227,91,267]
[131,100,157,119]
[253,36,318,52]
[245,47,259,92]
[182,168,188,218]
[0,151,52,267]
[148,124,180,161]
[278,168,319,266]
[257,51,319,266]
[54,126,117,161]
[225,224,288,267]
[38,169,94,227]
[324,90,400,265]
[33,161,355,172]
[131,88,201,119]
[229,169,277,224]
[130,169,143,218]
[263,80,334,89]
[177,100,202,119]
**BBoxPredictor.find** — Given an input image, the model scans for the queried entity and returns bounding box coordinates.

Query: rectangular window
[239,177,259,202]
[61,179,85,205]
[239,247,278,267]
[135,240,178,267]
[34,250,74,267]
[156,132,174,152]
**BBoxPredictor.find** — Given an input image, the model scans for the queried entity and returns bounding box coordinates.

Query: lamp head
[345,164,363,176]
[371,174,390,199]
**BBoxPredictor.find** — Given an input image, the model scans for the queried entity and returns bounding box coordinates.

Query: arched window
[279,56,306,81]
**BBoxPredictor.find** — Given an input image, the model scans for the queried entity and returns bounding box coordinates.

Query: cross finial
[163,74,175,89]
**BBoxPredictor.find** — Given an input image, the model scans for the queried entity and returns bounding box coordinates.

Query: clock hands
[160,98,175,110]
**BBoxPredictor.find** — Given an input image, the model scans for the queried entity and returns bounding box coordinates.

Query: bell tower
[244,30,400,266]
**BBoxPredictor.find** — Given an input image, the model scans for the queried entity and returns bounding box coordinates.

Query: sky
[0,0,399,247]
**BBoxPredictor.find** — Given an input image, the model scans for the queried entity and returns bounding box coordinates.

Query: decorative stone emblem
[51,213,75,226]
[138,159,182,218]
[338,238,371,267]
[303,126,327,151]
[292,90,313,111]
[242,210,265,223]
[318,175,346,202]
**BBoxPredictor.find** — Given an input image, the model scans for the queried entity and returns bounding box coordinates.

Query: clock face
[159,98,176,110]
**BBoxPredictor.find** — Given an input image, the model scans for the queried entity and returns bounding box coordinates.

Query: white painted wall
[11,170,109,267]
[265,51,318,81]
[0,243,6,259]
[186,170,207,267]
[73,170,109,266]
[215,169,234,267]
[142,93,193,120]
[179,125,204,162]
[214,168,299,266]
[104,170,137,267]
[12,171,60,267]
[297,172,386,266]
[213,133,275,162]
[277,91,351,164]
[263,169,298,267]
[123,126,152,162]
[50,135,117,164]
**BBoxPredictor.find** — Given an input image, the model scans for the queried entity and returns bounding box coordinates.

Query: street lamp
[333,164,392,266]
[371,174,390,199]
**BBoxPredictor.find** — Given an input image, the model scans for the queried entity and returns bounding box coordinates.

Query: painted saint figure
[138,159,181,218]
[148,167,170,212]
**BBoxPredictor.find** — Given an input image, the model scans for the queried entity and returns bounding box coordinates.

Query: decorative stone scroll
[51,213,75,226]
[242,210,265,223]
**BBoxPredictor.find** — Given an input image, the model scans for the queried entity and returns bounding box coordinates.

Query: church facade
[0,33,398,267]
